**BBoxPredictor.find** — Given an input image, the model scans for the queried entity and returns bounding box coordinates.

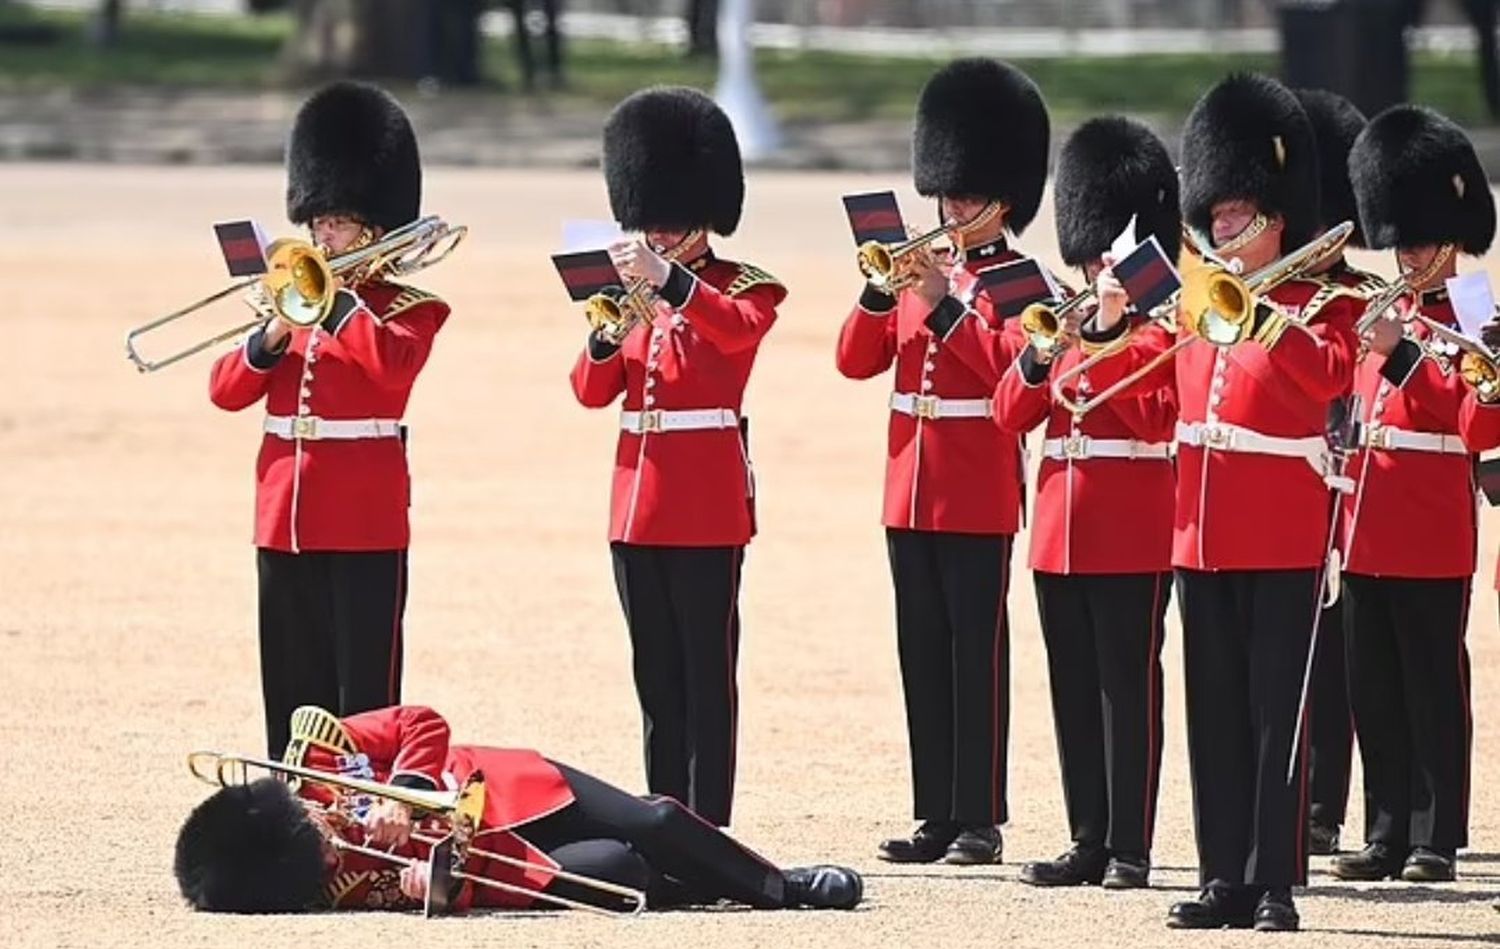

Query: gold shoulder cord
[723,263,785,298]
[283,705,359,767]
[373,285,441,325]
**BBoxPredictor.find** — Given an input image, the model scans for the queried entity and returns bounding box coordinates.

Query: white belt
[1042,435,1173,461]
[1176,420,1326,465]
[1360,424,1468,455]
[264,415,402,441]
[889,392,993,420]
[620,408,738,434]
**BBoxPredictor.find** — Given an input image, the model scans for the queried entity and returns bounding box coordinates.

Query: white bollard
[714,0,782,160]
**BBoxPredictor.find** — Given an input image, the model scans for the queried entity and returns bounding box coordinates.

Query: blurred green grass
[0,4,1491,126]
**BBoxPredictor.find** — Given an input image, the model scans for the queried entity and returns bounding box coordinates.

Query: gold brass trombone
[1051,221,1355,417]
[126,216,466,373]
[186,749,647,917]
[856,223,954,293]
[1409,317,1500,402]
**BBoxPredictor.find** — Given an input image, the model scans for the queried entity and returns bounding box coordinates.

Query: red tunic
[1086,279,1361,570]
[1341,288,1477,579]
[208,282,449,552]
[835,247,1030,535]
[294,705,575,911]
[993,316,1177,574]
[569,255,784,546]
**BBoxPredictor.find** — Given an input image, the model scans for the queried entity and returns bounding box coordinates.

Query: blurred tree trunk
[88,0,123,48]
[687,0,718,57]
[282,0,483,84]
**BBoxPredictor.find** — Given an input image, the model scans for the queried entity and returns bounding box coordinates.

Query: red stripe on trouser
[1143,572,1164,846]
[1458,586,1474,825]
[724,549,742,820]
[387,556,405,703]
[992,536,1010,822]
[1292,571,1322,879]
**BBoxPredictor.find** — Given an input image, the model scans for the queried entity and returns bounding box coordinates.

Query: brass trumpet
[1052,221,1354,417]
[1019,288,1097,357]
[126,216,466,373]
[1410,317,1500,402]
[186,750,647,917]
[583,231,702,345]
[856,223,954,293]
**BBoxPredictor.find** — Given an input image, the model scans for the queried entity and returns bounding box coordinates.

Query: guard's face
[940,195,990,228]
[311,214,370,255]
[644,229,692,253]
[1210,200,1283,271]
[1397,244,1448,283]
[1210,201,1259,247]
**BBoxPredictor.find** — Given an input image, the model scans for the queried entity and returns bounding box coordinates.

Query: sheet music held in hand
[213,219,271,277]
[1109,214,1140,263]
[561,219,626,254]
[1446,271,1496,340]
[1114,236,1182,314]
[975,258,1061,318]
[842,191,908,245]
[551,250,624,301]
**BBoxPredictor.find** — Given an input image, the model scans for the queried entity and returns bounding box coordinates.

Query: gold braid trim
[723,263,784,298]
[373,284,443,325]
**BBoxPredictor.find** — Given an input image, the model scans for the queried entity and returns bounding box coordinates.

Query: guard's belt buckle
[1364,424,1391,450]
[637,410,664,433]
[1202,424,1230,449]
[292,416,318,440]
[913,395,941,420]
[1062,434,1090,459]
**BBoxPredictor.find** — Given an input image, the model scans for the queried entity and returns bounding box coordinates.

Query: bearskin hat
[174,778,326,913]
[1054,116,1180,267]
[912,58,1050,235]
[1349,104,1495,255]
[1180,73,1320,249]
[286,81,421,233]
[603,86,744,236]
[1294,88,1369,247]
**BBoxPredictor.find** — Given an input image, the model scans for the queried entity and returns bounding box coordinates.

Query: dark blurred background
[1,0,1497,170]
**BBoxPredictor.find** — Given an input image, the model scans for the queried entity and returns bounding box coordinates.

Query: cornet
[1411,318,1500,403]
[583,231,702,345]
[125,216,466,373]
[1020,287,1096,357]
[186,749,646,917]
[1051,221,1354,417]
[856,223,954,293]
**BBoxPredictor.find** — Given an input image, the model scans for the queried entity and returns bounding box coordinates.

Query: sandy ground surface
[4,165,1500,948]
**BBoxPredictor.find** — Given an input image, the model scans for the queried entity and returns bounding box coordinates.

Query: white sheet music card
[1109,214,1139,262]
[1447,271,1495,338]
[562,219,625,253]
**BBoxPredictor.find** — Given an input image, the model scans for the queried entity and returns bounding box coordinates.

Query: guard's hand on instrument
[611,239,672,289]
[364,799,414,847]
[1482,318,1500,352]
[1093,255,1129,333]
[399,862,430,902]
[910,256,949,308]
[1363,313,1404,357]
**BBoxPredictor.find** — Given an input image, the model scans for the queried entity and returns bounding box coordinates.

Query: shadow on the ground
[1304,883,1498,905]
[1309,928,1500,944]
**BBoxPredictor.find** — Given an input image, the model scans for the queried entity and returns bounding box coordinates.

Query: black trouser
[1177,568,1319,889]
[1309,597,1353,830]
[1343,574,1472,854]
[1034,571,1170,859]
[256,548,407,757]
[886,529,1011,826]
[610,543,743,827]
[522,762,785,910]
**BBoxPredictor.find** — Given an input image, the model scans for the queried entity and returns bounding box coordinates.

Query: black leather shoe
[1331,842,1404,881]
[1019,845,1107,886]
[784,865,863,910]
[943,825,1003,865]
[1167,886,1254,929]
[877,820,960,863]
[1253,888,1300,932]
[1101,854,1150,889]
[1402,847,1456,882]
[1308,822,1340,855]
